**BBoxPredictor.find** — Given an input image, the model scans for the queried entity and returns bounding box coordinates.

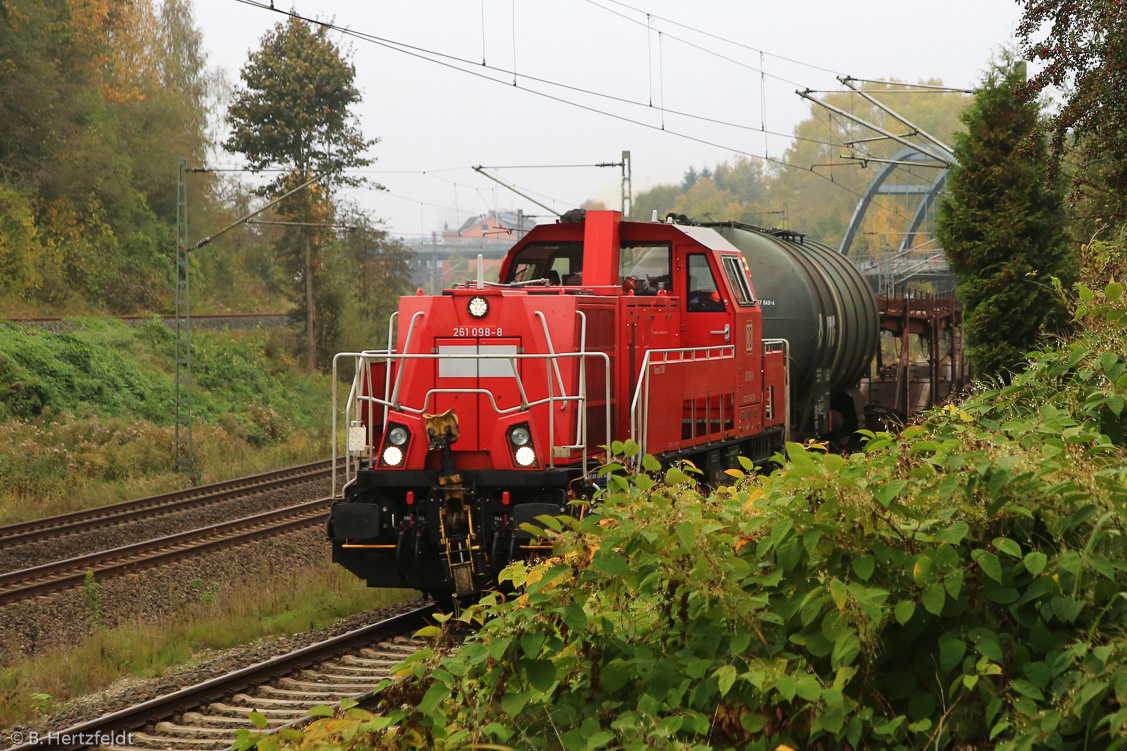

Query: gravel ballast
[0,525,360,662]
[12,597,428,738]
[0,478,330,575]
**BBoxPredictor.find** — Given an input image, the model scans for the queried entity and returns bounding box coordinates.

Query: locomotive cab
[327,210,866,598]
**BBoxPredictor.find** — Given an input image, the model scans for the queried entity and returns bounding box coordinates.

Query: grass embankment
[0,318,406,731]
[0,319,332,524]
[0,563,412,729]
[276,284,1127,750]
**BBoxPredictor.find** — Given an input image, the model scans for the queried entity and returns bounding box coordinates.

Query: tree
[672,178,742,222]
[713,156,765,206]
[0,0,202,313]
[1017,0,1127,218]
[680,166,700,192]
[225,15,373,370]
[937,54,1076,379]
[629,184,680,222]
[332,209,413,355]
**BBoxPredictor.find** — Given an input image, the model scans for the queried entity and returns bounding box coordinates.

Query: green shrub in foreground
[250,284,1127,751]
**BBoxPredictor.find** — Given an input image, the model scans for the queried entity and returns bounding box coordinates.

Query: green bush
[256,283,1127,751]
[0,320,332,522]
[0,321,327,431]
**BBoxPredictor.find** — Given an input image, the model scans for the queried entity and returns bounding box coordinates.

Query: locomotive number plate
[453,326,503,337]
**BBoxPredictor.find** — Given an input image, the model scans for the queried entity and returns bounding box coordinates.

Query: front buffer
[328,410,581,598]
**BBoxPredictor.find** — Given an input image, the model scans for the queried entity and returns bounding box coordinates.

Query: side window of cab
[686,254,726,312]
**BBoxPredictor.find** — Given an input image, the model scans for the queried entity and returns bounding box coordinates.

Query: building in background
[402,210,540,291]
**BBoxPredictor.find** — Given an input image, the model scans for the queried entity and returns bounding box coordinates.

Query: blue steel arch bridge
[797,77,962,291]
[841,145,954,291]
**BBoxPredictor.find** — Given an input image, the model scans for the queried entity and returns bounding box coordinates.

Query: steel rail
[2,313,288,324]
[0,460,337,547]
[2,604,437,751]
[0,500,331,607]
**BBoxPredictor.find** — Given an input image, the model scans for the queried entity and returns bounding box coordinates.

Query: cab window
[619,244,671,295]
[686,254,725,312]
[505,242,582,284]
[721,255,756,306]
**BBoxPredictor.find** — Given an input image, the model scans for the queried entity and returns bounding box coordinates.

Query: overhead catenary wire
[587,0,847,78]
[511,0,517,85]
[473,167,562,216]
[658,30,665,129]
[646,13,653,106]
[840,76,972,93]
[476,162,624,169]
[204,162,578,208]
[228,0,845,149]
[246,220,360,229]
[230,0,866,199]
[479,0,487,65]
[581,0,816,88]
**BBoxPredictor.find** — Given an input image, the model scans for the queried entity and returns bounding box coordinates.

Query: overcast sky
[193,0,1026,240]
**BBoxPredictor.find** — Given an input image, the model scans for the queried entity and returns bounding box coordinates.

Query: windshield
[504,242,582,285]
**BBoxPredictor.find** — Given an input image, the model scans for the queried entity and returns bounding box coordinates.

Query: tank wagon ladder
[762,339,792,445]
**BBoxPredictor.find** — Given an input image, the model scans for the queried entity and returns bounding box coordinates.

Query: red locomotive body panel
[329,211,790,597]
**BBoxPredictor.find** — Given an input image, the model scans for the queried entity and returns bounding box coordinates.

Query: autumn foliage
[0,0,219,313]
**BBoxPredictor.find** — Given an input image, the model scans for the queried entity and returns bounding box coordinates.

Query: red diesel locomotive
[328,210,877,597]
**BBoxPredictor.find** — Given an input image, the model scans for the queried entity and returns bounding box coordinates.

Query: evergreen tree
[680,166,700,192]
[937,54,1076,380]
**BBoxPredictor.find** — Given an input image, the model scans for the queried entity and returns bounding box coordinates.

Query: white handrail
[332,349,612,498]
[763,339,791,444]
[534,310,569,411]
[382,311,398,428]
[627,340,791,462]
[628,345,735,459]
[389,311,425,407]
[574,311,588,453]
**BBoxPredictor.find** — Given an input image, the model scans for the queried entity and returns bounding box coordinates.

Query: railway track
[5,604,438,751]
[0,499,332,607]
[0,460,337,550]
[3,313,290,333]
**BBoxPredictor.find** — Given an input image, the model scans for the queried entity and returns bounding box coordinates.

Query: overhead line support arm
[193,172,327,250]
[796,89,952,168]
[472,166,561,217]
[837,76,954,157]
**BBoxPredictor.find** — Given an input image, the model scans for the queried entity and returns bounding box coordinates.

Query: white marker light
[382,446,404,466]
[515,446,536,467]
[468,296,489,319]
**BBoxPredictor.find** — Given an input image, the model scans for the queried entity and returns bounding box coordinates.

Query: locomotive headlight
[387,426,409,446]
[382,445,404,467]
[514,446,537,467]
[467,296,489,319]
[510,426,531,447]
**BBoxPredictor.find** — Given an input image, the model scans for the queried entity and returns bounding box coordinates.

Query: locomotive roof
[664,223,745,254]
